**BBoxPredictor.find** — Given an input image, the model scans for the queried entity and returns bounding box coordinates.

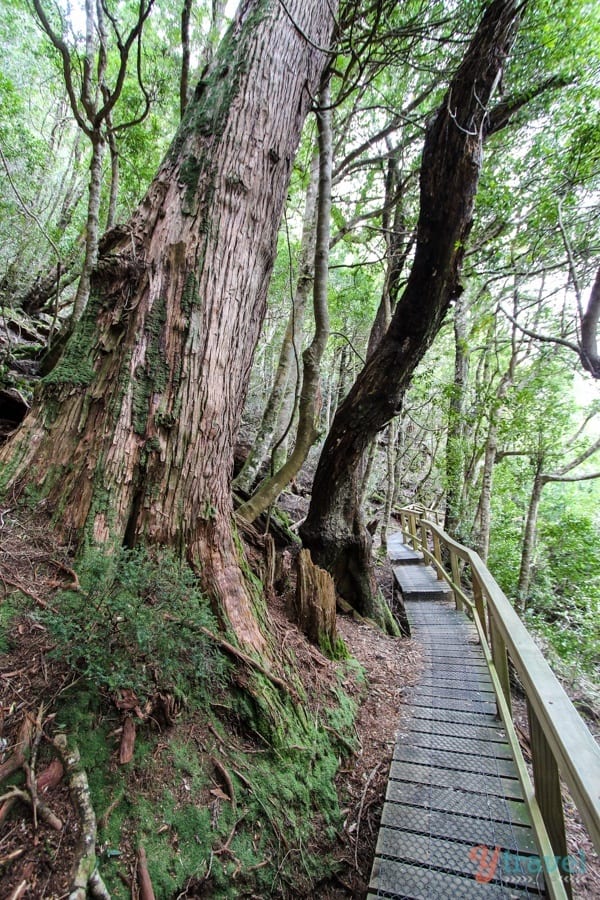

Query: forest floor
[0,508,422,899]
[0,506,599,898]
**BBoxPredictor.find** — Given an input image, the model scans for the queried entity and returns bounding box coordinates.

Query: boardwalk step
[375,828,543,889]
[380,802,538,853]
[385,780,533,827]
[393,565,453,601]
[388,760,523,800]
[387,533,424,565]
[398,730,514,760]
[392,745,519,778]
[368,857,545,898]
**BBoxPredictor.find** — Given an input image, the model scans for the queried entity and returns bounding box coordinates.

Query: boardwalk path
[368,535,547,899]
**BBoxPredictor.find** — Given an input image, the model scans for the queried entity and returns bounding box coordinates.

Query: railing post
[527,700,572,899]
[420,521,428,556]
[450,551,462,611]
[472,575,487,640]
[432,530,443,580]
[409,513,418,550]
[489,617,512,715]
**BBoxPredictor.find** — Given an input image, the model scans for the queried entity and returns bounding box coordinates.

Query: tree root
[0,716,33,784]
[0,576,52,609]
[198,625,299,701]
[0,786,62,830]
[53,734,111,900]
[210,756,236,807]
[137,846,156,900]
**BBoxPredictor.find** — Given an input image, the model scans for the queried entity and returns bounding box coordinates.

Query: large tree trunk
[237,77,332,522]
[234,149,319,494]
[0,0,337,652]
[301,0,522,619]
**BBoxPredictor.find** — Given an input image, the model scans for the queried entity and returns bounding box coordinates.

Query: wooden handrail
[394,506,600,898]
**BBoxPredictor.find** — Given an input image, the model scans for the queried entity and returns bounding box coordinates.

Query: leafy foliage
[42,545,228,706]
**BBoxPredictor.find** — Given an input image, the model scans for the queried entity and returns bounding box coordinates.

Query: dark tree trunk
[1,0,337,652]
[301,0,522,619]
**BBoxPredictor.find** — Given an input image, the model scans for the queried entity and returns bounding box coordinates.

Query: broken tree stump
[292,549,338,652]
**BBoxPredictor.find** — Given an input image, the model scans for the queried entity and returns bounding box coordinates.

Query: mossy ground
[0,521,369,898]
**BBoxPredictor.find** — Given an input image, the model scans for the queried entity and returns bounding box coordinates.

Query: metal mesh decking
[368,548,547,899]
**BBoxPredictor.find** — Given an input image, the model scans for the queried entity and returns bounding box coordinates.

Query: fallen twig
[119,716,136,765]
[24,703,45,830]
[8,880,27,900]
[0,847,25,866]
[354,762,382,872]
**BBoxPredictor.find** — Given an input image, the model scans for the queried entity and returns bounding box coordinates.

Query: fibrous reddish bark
[237,75,333,523]
[1,0,337,652]
[301,0,523,618]
[234,149,319,495]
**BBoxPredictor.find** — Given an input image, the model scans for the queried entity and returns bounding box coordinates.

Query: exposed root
[53,734,111,900]
[210,756,236,807]
[0,716,33,784]
[137,846,156,900]
[198,625,299,700]
[0,786,63,830]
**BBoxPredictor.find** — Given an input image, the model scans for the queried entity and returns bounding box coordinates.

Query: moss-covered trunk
[0,0,337,652]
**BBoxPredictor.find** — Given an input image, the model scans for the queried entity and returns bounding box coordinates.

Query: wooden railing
[395,505,600,900]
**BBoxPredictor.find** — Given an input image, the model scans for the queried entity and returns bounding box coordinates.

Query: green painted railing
[395,505,600,900]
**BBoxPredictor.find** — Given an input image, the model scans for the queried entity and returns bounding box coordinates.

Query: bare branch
[31,0,92,136]
[556,433,600,476]
[486,74,569,135]
[542,471,600,484]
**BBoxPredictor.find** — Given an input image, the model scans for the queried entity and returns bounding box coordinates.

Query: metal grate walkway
[368,536,547,899]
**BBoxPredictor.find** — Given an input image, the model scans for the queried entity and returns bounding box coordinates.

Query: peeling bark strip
[1,0,338,651]
[301,0,523,618]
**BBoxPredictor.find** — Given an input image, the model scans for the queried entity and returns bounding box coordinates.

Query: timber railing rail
[394,504,600,900]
